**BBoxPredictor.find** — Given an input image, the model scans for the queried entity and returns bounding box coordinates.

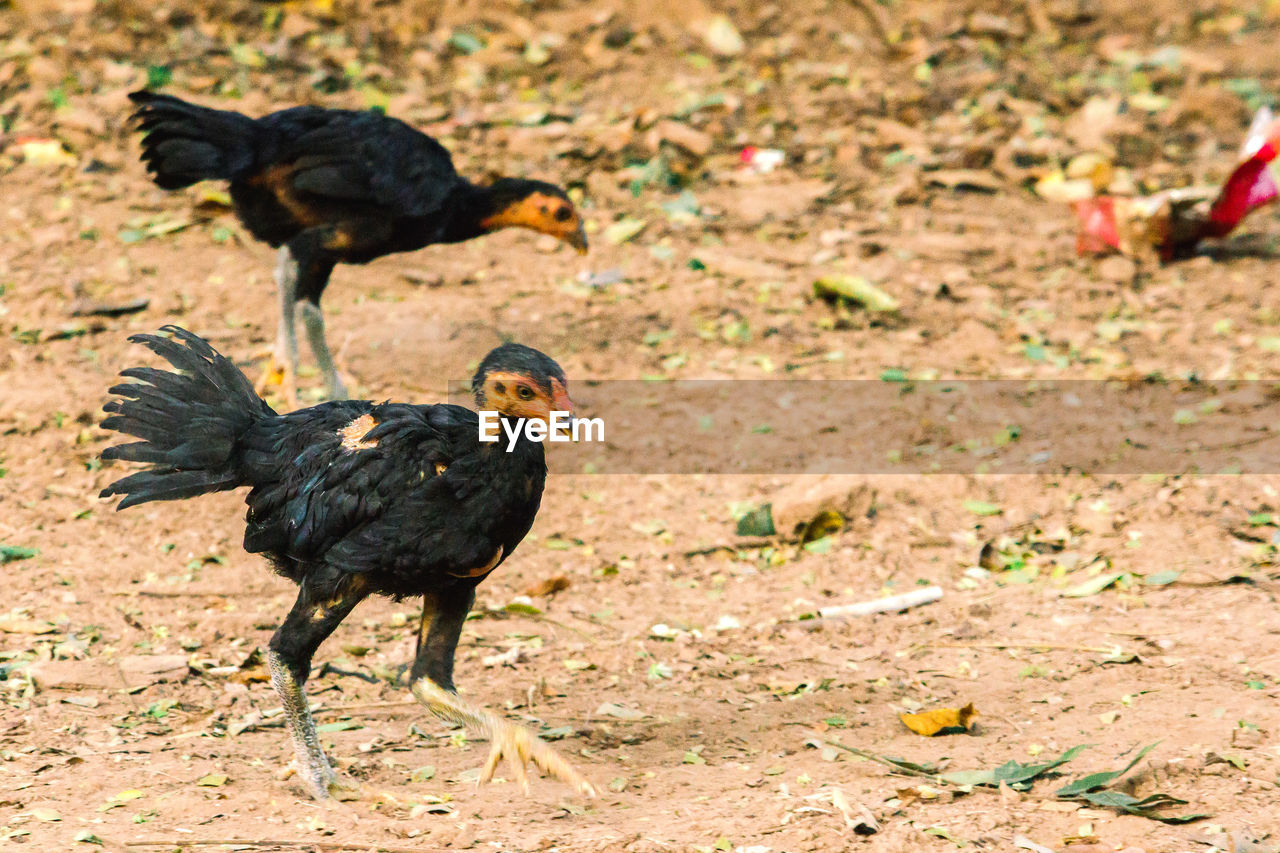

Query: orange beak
[568,223,588,255]
[551,380,575,415]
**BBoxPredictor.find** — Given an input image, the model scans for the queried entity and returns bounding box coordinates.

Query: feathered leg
[268,575,368,800]
[408,587,596,797]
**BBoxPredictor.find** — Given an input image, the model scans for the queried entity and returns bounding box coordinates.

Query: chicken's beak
[552,384,575,416]
[568,223,589,255]
[546,385,575,439]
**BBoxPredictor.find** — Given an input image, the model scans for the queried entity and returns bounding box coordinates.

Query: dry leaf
[924,169,1001,193]
[0,618,58,634]
[521,574,571,597]
[900,702,978,736]
[603,217,647,244]
[699,14,745,56]
[813,276,900,313]
[1013,836,1055,853]
[830,788,878,835]
[895,785,940,805]
[1035,171,1096,203]
[594,701,647,720]
[760,476,875,541]
[230,647,269,684]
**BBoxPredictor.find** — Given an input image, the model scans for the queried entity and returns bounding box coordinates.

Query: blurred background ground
[3,0,1280,850]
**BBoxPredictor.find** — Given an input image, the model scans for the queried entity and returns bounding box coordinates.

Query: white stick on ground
[818,585,943,619]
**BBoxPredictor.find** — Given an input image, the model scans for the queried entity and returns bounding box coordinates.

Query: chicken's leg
[299,299,348,400]
[255,246,300,409]
[409,587,596,797]
[268,576,368,800]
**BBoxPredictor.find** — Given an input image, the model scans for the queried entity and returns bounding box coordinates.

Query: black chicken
[99,326,593,799]
[127,91,588,406]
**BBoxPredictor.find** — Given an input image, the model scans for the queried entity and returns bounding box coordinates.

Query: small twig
[480,608,598,642]
[311,700,415,715]
[818,585,943,619]
[823,739,938,779]
[682,537,775,557]
[997,713,1026,735]
[823,739,1000,795]
[845,0,896,51]
[316,662,378,683]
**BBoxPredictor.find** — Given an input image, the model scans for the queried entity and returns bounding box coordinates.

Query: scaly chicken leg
[255,246,301,409]
[410,587,596,796]
[267,577,368,799]
[299,299,348,401]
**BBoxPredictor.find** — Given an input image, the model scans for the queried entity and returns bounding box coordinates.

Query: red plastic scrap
[1074,108,1280,260]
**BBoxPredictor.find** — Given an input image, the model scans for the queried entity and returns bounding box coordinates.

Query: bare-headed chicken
[127,91,588,406]
[98,326,594,800]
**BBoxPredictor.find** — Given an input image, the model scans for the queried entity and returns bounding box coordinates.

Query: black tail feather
[128,90,261,189]
[99,326,276,510]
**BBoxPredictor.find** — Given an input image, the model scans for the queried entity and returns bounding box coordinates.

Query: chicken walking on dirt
[127,91,589,406]
[97,325,595,800]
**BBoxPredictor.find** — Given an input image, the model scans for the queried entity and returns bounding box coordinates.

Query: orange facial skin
[481,192,588,254]
[480,371,575,423]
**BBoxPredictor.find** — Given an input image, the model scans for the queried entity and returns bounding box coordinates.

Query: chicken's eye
[554,206,572,222]
[517,385,536,400]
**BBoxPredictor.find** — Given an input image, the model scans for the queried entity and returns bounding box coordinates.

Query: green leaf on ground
[939,744,1091,790]
[1071,790,1207,823]
[315,720,363,733]
[0,545,38,564]
[962,500,1003,517]
[1055,742,1159,796]
[1055,742,1208,823]
[735,504,776,537]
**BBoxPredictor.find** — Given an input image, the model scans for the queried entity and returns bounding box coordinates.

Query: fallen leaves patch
[825,739,1207,824]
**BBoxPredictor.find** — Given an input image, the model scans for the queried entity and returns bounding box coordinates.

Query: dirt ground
[5,0,1280,851]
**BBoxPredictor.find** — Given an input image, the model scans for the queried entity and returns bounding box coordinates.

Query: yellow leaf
[18,140,75,168]
[896,785,940,805]
[899,702,978,736]
[1066,152,1114,190]
[98,787,146,811]
[813,276,899,313]
[1033,171,1095,203]
[603,218,647,245]
[196,773,228,787]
